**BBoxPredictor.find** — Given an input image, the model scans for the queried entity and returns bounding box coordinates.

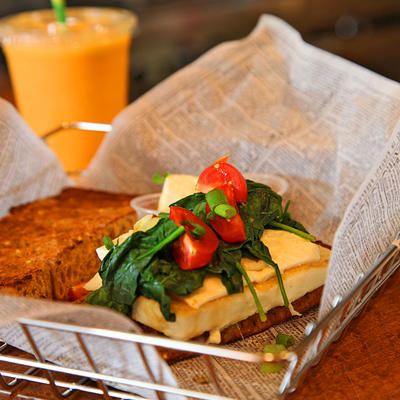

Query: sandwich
[85,157,330,352]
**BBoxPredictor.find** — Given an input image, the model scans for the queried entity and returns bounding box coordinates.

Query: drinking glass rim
[0,7,138,45]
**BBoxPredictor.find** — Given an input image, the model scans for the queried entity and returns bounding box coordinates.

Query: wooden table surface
[289,266,400,400]
[1,73,399,400]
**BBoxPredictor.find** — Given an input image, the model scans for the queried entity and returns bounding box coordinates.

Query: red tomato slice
[215,155,230,163]
[206,185,246,243]
[197,160,248,203]
[68,282,90,301]
[169,206,219,269]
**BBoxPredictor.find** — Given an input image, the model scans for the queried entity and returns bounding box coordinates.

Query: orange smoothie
[0,8,137,172]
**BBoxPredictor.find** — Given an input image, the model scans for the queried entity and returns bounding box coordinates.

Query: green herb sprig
[152,171,169,185]
[87,219,186,320]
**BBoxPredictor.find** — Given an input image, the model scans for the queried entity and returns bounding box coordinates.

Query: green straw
[50,0,66,24]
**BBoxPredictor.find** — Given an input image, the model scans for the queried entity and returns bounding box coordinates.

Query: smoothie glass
[0,8,137,172]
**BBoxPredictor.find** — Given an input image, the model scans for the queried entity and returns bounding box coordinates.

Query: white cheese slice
[83,272,103,291]
[181,230,320,309]
[158,174,198,212]
[132,258,329,341]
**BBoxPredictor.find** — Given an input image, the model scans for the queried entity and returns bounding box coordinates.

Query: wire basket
[0,233,398,399]
[1,123,399,399]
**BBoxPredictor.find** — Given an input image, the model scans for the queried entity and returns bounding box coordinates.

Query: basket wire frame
[0,233,398,399]
[40,122,112,142]
[2,123,399,398]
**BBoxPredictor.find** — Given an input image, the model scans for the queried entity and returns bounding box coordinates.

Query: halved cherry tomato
[197,158,248,203]
[206,185,246,243]
[169,206,219,269]
[68,282,90,301]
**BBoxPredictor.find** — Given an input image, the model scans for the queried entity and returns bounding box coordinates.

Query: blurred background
[1,0,400,104]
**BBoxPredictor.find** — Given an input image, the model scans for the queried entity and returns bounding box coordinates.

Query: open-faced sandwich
[85,157,330,350]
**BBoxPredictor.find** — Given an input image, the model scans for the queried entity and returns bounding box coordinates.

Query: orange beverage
[0,8,137,172]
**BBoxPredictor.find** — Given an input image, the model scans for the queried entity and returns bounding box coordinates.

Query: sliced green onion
[261,343,286,373]
[263,344,286,353]
[261,362,283,373]
[103,236,114,250]
[206,189,236,219]
[214,204,236,218]
[276,333,295,348]
[269,221,316,242]
[235,262,266,322]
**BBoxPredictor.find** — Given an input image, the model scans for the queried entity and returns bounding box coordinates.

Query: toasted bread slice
[0,188,136,300]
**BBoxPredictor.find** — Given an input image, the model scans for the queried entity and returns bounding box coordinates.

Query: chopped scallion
[261,362,283,373]
[206,189,236,219]
[276,333,295,348]
[263,344,286,354]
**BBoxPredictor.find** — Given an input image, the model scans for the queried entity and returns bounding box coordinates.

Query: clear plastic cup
[0,7,137,172]
[245,173,288,195]
[130,193,161,220]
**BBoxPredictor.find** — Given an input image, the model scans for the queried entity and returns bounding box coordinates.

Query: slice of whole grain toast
[0,188,136,300]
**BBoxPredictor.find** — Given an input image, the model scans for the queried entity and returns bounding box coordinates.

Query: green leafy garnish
[89,178,313,325]
[152,171,169,185]
[158,212,169,219]
[239,182,290,307]
[206,242,243,295]
[140,259,206,321]
[103,236,114,250]
[171,192,206,218]
[87,218,186,320]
